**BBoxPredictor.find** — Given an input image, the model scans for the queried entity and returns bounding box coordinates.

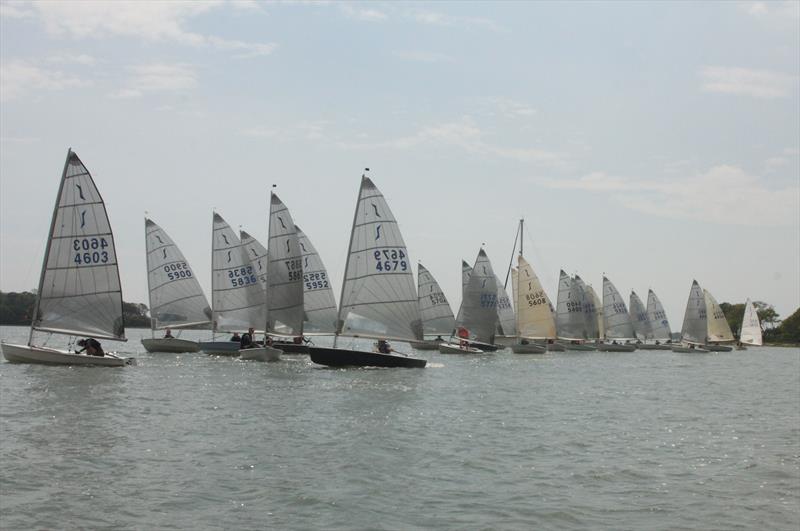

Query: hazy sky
[1,1,798,327]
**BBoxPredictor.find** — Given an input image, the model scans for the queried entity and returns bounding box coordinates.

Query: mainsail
[417,263,456,336]
[740,298,763,346]
[704,289,734,343]
[602,276,635,340]
[495,275,516,336]
[455,259,473,325]
[515,256,556,339]
[646,289,671,341]
[587,284,604,339]
[455,249,499,343]
[337,176,422,340]
[574,275,598,340]
[266,193,304,335]
[295,224,338,333]
[31,149,126,341]
[240,230,268,289]
[211,213,264,332]
[628,290,651,340]
[556,270,584,340]
[680,280,706,344]
[145,218,211,330]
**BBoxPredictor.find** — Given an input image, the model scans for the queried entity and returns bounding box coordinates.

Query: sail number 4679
[373,249,407,272]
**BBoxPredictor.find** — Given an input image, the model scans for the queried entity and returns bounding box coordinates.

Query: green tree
[1,291,151,328]
[720,302,745,336]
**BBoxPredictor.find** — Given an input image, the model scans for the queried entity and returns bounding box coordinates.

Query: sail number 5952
[373,249,407,272]
[73,238,109,265]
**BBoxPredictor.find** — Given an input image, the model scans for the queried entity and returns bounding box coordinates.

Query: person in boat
[240,328,256,349]
[76,338,104,357]
[521,338,530,345]
[456,326,470,349]
[435,335,444,342]
[376,339,394,354]
[230,332,241,342]
[264,334,273,347]
[655,340,661,345]
[163,328,174,339]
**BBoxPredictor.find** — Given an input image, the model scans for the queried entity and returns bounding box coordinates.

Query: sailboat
[739,298,763,348]
[567,275,598,351]
[597,276,637,351]
[639,289,673,349]
[240,230,268,289]
[704,289,734,351]
[587,283,604,343]
[295,224,338,334]
[241,193,305,361]
[673,280,709,352]
[510,255,557,354]
[142,218,211,353]
[307,172,426,368]
[628,290,654,349]
[494,276,516,345]
[199,213,265,355]
[440,248,501,354]
[409,263,455,350]
[555,270,590,350]
[1,149,134,366]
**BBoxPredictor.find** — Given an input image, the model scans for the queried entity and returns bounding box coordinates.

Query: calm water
[1,325,798,530]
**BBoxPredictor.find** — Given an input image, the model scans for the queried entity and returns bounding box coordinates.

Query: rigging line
[503,219,521,290]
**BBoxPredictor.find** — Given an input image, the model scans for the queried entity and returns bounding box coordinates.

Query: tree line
[0,290,798,343]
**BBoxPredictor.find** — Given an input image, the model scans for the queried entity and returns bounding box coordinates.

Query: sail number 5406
[73,238,109,265]
[373,249,407,272]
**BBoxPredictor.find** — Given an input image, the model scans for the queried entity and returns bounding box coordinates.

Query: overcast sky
[1,1,798,327]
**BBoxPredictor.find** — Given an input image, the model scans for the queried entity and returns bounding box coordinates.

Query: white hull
[1,342,133,367]
[438,342,484,354]
[511,343,547,354]
[409,340,443,351]
[199,341,241,355]
[141,338,200,353]
[239,346,282,362]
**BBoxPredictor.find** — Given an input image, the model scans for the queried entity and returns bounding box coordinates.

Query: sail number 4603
[73,238,109,265]
[373,249,407,272]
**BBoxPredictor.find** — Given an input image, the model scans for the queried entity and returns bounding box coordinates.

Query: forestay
[704,289,734,343]
[455,249,499,343]
[495,275,516,336]
[337,176,422,341]
[211,213,264,332]
[516,256,556,339]
[602,276,636,340]
[296,224,338,333]
[267,193,304,335]
[556,270,584,340]
[32,150,126,341]
[646,289,672,341]
[680,280,706,344]
[574,275,598,340]
[417,263,456,336]
[145,218,211,330]
[740,298,763,346]
[628,290,651,340]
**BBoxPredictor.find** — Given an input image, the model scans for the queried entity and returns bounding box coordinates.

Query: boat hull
[510,343,547,354]
[1,343,133,367]
[706,344,733,352]
[199,341,241,355]
[596,343,637,352]
[239,346,282,362]
[141,338,200,353]
[635,343,673,350]
[559,342,598,351]
[271,342,310,354]
[546,342,565,352]
[438,342,484,354]
[672,346,710,353]
[309,346,426,368]
[408,340,443,350]
[467,340,502,352]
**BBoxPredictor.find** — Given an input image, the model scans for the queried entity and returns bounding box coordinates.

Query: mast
[503,218,522,289]
[29,149,72,345]
[145,217,155,339]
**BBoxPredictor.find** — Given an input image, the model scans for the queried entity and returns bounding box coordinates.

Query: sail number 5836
[373,249,407,272]
[73,238,109,265]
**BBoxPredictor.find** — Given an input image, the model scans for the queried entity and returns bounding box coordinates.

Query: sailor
[377,340,393,354]
[76,338,104,357]
[230,332,241,342]
[240,328,255,349]
[163,327,174,339]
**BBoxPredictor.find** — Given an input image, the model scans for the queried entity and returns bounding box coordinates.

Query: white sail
[680,280,706,344]
[704,289,734,343]
[511,268,519,316]
[740,298,763,346]
[587,284,604,339]
[516,256,556,339]
[31,149,126,341]
[602,276,635,340]
[295,224,338,333]
[556,270,584,340]
[646,289,671,341]
[417,263,456,335]
[337,176,422,340]
[266,193,304,335]
[240,230,268,289]
[455,259,473,325]
[628,291,651,340]
[574,275,598,340]
[211,213,264,332]
[455,249,498,343]
[495,275,516,336]
[145,218,211,330]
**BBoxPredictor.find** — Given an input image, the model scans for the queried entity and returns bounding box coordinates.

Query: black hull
[468,341,500,352]
[308,346,426,368]
[272,343,310,354]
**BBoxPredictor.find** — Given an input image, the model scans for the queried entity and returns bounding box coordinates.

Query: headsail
[740,298,763,346]
[602,276,635,340]
[337,176,422,341]
[628,290,651,340]
[556,270,584,340]
[32,150,126,341]
[295,224,338,333]
[145,218,211,330]
[646,289,671,341]
[417,263,456,336]
[680,280,706,344]
[495,276,516,337]
[516,256,556,339]
[704,289,734,343]
[266,193,304,335]
[211,213,263,332]
[455,249,498,343]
